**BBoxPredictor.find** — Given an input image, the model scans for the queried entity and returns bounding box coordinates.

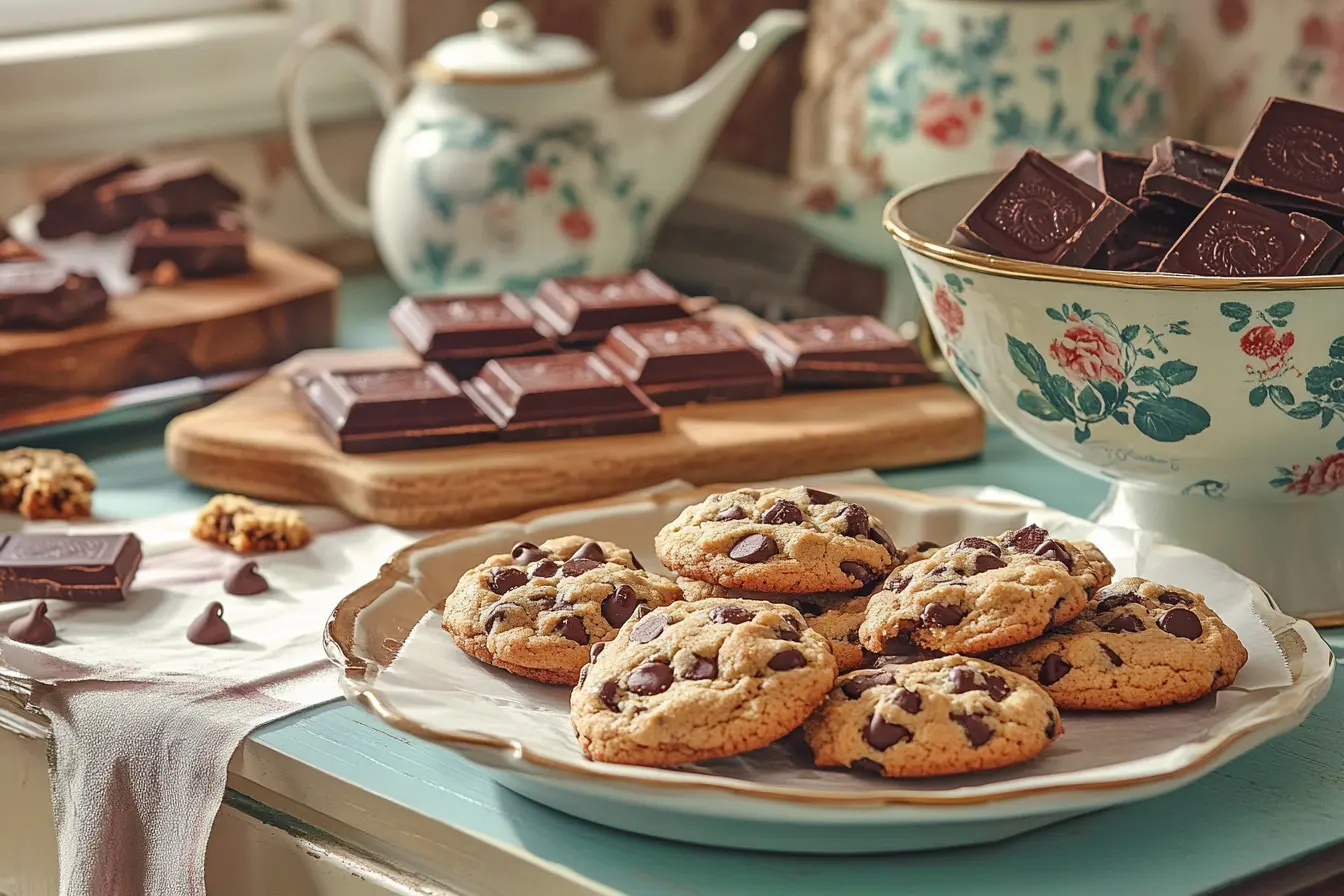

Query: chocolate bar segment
[389,292,557,376]
[752,315,937,388]
[532,270,690,346]
[36,156,144,238]
[97,160,243,223]
[1139,138,1233,212]
[0,533,142,603]
[463,353,660,441]
[0,263,109,330]
[1290,212,1344,274]
[1222,97,1344,217]
[129,211,250,279]
[950,149,1131,267]
[300,364,496,454]
[596,319,781,406]
[1157,193,1327,276]
[1098,151,1150,204]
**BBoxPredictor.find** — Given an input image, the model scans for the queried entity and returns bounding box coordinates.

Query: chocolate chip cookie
[654,487,896,593]
[860,526,1113,656]
[804,655,1061,777]
[990,577,1248,710]
[571,598,838,766]
[443,537,680,685]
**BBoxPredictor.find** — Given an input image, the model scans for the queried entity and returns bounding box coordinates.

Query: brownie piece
[0,448,97,520]
[97,160,243,224]
[191,494,312,553]
[36,156,144,238]
[0,263,109,330]
[129,210,250,279]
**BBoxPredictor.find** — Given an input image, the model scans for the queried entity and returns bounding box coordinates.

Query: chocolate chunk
[752,315,936,388]
[774,626,802,642]
[1034,540,1072,567]
[1222,98,1344,217]
[530,559,561,578]
[985,674,1010,701]
[1045,716,1057,740]
[1157,607,1203,640]
[598,680,621,710]
[1098,150,1151,204]
[7,601,56,645]
[1103,614,1145,633]
[716,506,746,521]
[1039,654,1073,685]
[627,661,674,695]
[841,671,894,698]
[805,488,839,504]
[958,536,1001,555]
[950,149,1131,267]
[868,525,896,554]
[512,542,545,564]
[838,504,869,537]
[482,601,514,633]
[388,292,556,376]
[886,573,913,593]
[0,263,109,330]
[129,211,250,279]
[462,353,661,442]
[488,567,528,595]
[223,559,268,596]
[589,641,606,661]
[879,632,921,657]
[629,613,667,644]
[914,540,939,552]
[890,687,922,714]
[1100,643,1124,666]
[1157,193,1329,276]
[761,500,803,525]
[767,648,807,671]
[684,656,718,680]
[728,534,777,563]
[1006,524,1049,552]
[1096,591,1141,613]
[709,605,754,625]
[1158,591,1191,605]
[37,156,144,238]
[921,603,964,627]
[952,712,993,747]
[601,584,641,627]
[974,553,1007,573]
[0,533,141,603]
[865,714,913,749]
[850,757,884,774]
[948,666,981,693]
[532,270,689,347]
[300,365,496,454]
[571,540,607,562]
[561,558,603,577]
[1140,138,1233,211]
[840,562,875,584]
[596,319,781,406]
[1093,200,1189,272]
[554,616,588,644]
[97,159,243,223]
[794,600,825,616]
[187,601,232,645]
[629,553,643,571]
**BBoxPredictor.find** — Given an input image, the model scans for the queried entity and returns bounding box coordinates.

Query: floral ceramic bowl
[885,169,1344,623]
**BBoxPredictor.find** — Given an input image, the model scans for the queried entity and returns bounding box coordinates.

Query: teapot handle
[279,23,407,235]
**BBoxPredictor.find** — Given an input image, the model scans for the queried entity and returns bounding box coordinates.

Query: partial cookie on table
[861,525,1114,656]
[443,536,682,685]
[0,448,96,520]
[990,577,1248,710]
[191,494,311,553]
[571,597,838,766]
[803,655,1061,778]
[654,486,896,593]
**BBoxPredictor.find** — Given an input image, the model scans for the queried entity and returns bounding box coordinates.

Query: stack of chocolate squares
[951,97,1344,277]
[36,156,250,282]
[0,223,109,331]
[296,270,935,454]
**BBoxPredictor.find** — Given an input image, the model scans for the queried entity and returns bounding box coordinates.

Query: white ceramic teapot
[282,3,807,295]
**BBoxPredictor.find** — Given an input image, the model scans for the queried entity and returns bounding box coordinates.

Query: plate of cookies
[327,482,1333,853]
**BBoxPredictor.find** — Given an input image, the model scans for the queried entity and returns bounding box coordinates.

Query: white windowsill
[0,0,400,164]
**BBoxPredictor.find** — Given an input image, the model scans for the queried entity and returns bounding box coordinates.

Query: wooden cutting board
[164,347,985,528]
[0,240,339,414]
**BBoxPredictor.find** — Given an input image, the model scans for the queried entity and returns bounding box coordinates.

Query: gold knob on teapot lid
[416,1,601,85]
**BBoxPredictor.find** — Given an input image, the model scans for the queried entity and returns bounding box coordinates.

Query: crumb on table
[0,448,96,520]
[191,494,312,553]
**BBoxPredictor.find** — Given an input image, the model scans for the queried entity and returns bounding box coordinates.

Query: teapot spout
[620,9,807,206]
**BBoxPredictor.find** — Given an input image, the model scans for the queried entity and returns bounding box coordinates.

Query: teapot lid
[416,2,601,84]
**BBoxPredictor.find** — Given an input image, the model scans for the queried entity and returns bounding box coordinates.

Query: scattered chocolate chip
[842,671,894,698]
[601,584,641,627]
[1157,607,1203,640]
[554,616,588,644]
[729,534,777,563]
[1049,596,1068,622]
[629,614,667,643]
[868,525,895,553]
[952,712,993,747]
[921,602,965,627]
[1039,654,1072,685]
[865,713,913,749]
[948,666,980,693]
[1103,615,1144,633]
[974,553,1007,573]
[1096,592,1141,613]
[890,687,922,714]
[571,540,606,562]
[762,500,804,525]
[768,648,807,671]
[1034,540,1072,567]
[562,558,603,577]
[805,487,838,504]
[529,559,561,578]
[717,506,747,521]
[839,504,869,537]
[187,602,232,645]
[1045,716,1057,739]
[914,540,940,552]
[590,641,606,661]
[1100,643,1123,666]
[1158,591,1190,605]
[511,541,545,564]
[984,674,1010,701]
[886,573,913,593]
[598,680,621,710]
[958,536,1001,555]
[840,561,875,583]
[223,559,268,595]
[684,656,718,680]
[1007,524,1049,552]
[628,661,674,695]
[488,567,528,594]
[7,601,55,645]
[850,757,885,775]
[483,601,514,633]
[709,605,753,625]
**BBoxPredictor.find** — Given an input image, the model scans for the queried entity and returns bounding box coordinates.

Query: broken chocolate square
[1139,138,1233,212]
[129,210,250,279]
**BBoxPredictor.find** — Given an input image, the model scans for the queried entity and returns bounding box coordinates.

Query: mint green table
[53,275,1344,896]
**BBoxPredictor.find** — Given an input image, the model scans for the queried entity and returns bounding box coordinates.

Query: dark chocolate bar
[0,533,142,603]
[389,292,557,376]
[1098,151,1150,204]
[595,319,781,406]
[0,263,109,330]
[950,149,1131,267]
[532,270,690,346]
[129,210,250,279]
[1139,138,1233,212]
[36,156,144,238]
[1157,193,1328,276]
[300,364,496,454]
[1291,213,1344,274]
[1093,201,1189,272]
[751,315,937,388]
[1222,97,1344,217]
[97,160,243,223]
[463,353,660,441]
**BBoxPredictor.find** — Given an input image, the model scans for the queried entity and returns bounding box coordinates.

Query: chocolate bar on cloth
[751,315,937,388]
[97,159,243,223]
[950,149,1131,267]
[1222,97,1344,219]
[1157,193,1336,276]
[531,270,690,347]
[129,210,250,279]
[389,292,557,377]
[300,364,497,454]
[595,319,781,406]
[463,353,661,442]
[0,262,109,330]
[1139,138,1234,212]
[36,156,144,238]
[0,532,142,603]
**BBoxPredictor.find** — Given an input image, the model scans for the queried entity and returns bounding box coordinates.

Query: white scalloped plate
[325,484,1334,853]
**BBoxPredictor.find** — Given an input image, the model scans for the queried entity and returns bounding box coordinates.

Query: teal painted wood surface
[50,273,1343,896]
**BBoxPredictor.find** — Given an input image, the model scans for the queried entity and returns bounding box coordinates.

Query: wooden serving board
[164,347,985,529]
[0,240,339,414]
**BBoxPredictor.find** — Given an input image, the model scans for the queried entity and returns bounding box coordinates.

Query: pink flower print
[1285,453,1344,496]
[932,285,964,338]
[917,91,984,148]
[1048,324,1125,384]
